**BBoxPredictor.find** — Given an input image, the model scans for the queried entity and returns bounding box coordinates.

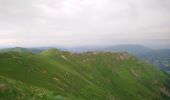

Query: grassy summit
[0,49,170,100]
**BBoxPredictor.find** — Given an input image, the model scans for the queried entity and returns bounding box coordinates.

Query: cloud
[0,0,169,47]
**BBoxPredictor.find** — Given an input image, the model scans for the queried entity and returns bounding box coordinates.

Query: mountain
[0,47,42,54]
[141,49,170,73]
[97,45,170,73]
[1,45,170,73]
[66,45,153,56]
[98,45,153,56]
[66,45,170,73]
[0,49,170,100]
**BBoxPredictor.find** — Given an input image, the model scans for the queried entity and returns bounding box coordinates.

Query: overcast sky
[0,0,170,48]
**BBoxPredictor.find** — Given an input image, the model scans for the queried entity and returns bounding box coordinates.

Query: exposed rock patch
[160,87,170,97]
[130,69,138,77]
[116,52,130,60]
[0,83,8,92]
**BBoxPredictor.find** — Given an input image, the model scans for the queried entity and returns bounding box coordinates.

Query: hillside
[66,45,170,73]
[100,46,170,73]
[0,75,63,100]
[141,49,170,73]
[0,49,170,100]
[0,47,42,54]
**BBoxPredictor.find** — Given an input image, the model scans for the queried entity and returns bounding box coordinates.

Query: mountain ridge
[1,45,170,73]
[0,50,170,99]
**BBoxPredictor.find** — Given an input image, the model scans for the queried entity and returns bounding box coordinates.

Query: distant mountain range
[0,45,170,73]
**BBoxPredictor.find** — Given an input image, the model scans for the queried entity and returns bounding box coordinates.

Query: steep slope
[0,50,170,100]
[141,49,170,73]
[0,75,64,100]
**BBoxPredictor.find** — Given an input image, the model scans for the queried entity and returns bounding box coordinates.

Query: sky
[0,0,170,48]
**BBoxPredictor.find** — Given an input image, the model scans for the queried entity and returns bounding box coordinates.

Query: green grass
[0,75,66,100]
[0,50,170,100]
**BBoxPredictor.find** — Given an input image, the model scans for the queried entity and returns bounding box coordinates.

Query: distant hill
[0,50,170,100]
[66,45,153,55]
[0,47,42,54]
[97,45,153,56]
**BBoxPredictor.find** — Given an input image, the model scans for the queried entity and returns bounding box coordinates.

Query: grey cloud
[0,0,169,47]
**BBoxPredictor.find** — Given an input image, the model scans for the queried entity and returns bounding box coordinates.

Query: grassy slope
[0,49,170,100]
[0,75,66,100]
[0,47,42,54]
